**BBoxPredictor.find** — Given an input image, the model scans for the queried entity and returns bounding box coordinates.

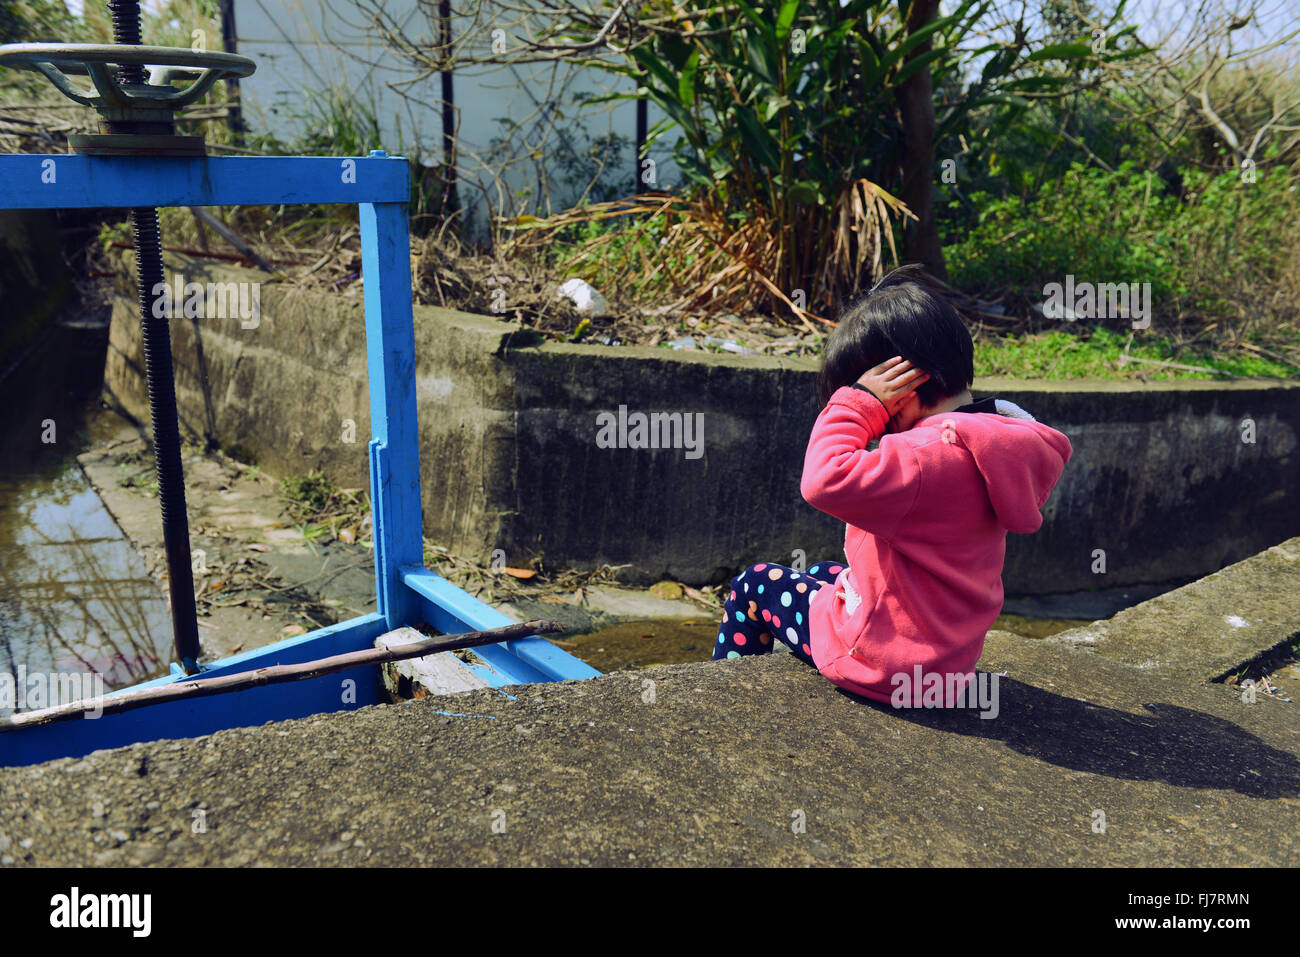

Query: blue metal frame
[0,151,598,766]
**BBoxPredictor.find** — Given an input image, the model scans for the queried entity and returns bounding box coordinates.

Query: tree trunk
[219,0,244,146]
[438,0,459,217]
[894,0,946,278]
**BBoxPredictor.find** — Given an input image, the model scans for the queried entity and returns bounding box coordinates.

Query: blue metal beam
[0,153,408,210]
[362,196,424,630]
[0,614,391,767]
[402,566,601,684]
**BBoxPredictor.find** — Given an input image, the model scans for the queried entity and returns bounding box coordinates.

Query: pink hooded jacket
[800,385,1073,703]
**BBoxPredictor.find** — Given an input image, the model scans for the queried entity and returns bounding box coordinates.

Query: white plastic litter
[666,335,758,356]
[1037,298,1080,321]
[557,278,611,317]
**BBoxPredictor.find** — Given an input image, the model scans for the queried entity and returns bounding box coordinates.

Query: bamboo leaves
[544,0,1147,317]
[678,48,701,108]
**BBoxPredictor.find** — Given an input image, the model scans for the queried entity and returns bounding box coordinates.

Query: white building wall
[232,0,679,232]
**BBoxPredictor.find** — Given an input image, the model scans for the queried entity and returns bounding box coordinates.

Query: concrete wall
[104,254,1300,592]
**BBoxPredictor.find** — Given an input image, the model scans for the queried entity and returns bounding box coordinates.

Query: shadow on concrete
[841,677,1300,798]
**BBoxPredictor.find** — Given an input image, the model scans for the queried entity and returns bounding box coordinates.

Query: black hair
[817,263,974,408]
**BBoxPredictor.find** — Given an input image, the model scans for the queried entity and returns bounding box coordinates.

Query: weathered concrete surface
[0,630,1295,867]
[75,408,719,659]
[103,255,1300,590]
[2,540,1298,866]
[497,584,707,637]
[1048,539,1300,682]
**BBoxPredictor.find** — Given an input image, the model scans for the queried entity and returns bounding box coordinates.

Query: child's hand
[856,356,930,415]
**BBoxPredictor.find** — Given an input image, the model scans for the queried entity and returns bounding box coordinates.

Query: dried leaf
[649,580,684,600]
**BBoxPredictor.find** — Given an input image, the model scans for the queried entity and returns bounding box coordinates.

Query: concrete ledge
[2,539,1298,866]
[104,255,1300,590]
[1047,538,1300,682]
[0,631,1295,866]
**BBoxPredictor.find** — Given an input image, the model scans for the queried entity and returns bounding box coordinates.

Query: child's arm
[801,360,927,539]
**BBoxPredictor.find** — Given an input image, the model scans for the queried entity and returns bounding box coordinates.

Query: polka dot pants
[712,561,844,666]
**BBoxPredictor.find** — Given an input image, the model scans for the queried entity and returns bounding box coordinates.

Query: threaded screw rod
[109,0,202,674]
[131,208,201,673]
[107,0,147,85]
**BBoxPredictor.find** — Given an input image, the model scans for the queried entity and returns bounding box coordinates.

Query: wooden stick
[190,206,211,253]
[0,619,562,733]
[188,207,280,274]
[108,241,306,267]
[1118,353,1236,377]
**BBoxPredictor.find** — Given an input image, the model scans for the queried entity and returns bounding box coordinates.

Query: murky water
[0,464,172,696]
[554,613,1092,672]
[552,619,720,672]
[0,321,172,714]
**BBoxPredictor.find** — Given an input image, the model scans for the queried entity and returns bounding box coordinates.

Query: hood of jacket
[915,406,1073,534]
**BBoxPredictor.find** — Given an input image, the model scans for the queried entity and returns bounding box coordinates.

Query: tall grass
[946,161,1300,355]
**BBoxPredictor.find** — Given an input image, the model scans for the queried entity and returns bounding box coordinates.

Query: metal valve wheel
[0,43,256,155]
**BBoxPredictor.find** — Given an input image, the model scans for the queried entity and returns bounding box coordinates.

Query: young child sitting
[712,265,1073,705]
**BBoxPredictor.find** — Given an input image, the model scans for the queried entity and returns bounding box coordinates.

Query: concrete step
[1045,536,1300,682]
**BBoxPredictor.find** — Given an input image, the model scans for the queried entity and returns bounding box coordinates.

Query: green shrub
[945,160,1300,332]
[279,472,336,515]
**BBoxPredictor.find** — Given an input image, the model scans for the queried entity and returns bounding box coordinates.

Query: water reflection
[0,464,173,713]
[0,318,171,715]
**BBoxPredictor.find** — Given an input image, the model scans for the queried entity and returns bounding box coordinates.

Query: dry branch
[1,618,563,732]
